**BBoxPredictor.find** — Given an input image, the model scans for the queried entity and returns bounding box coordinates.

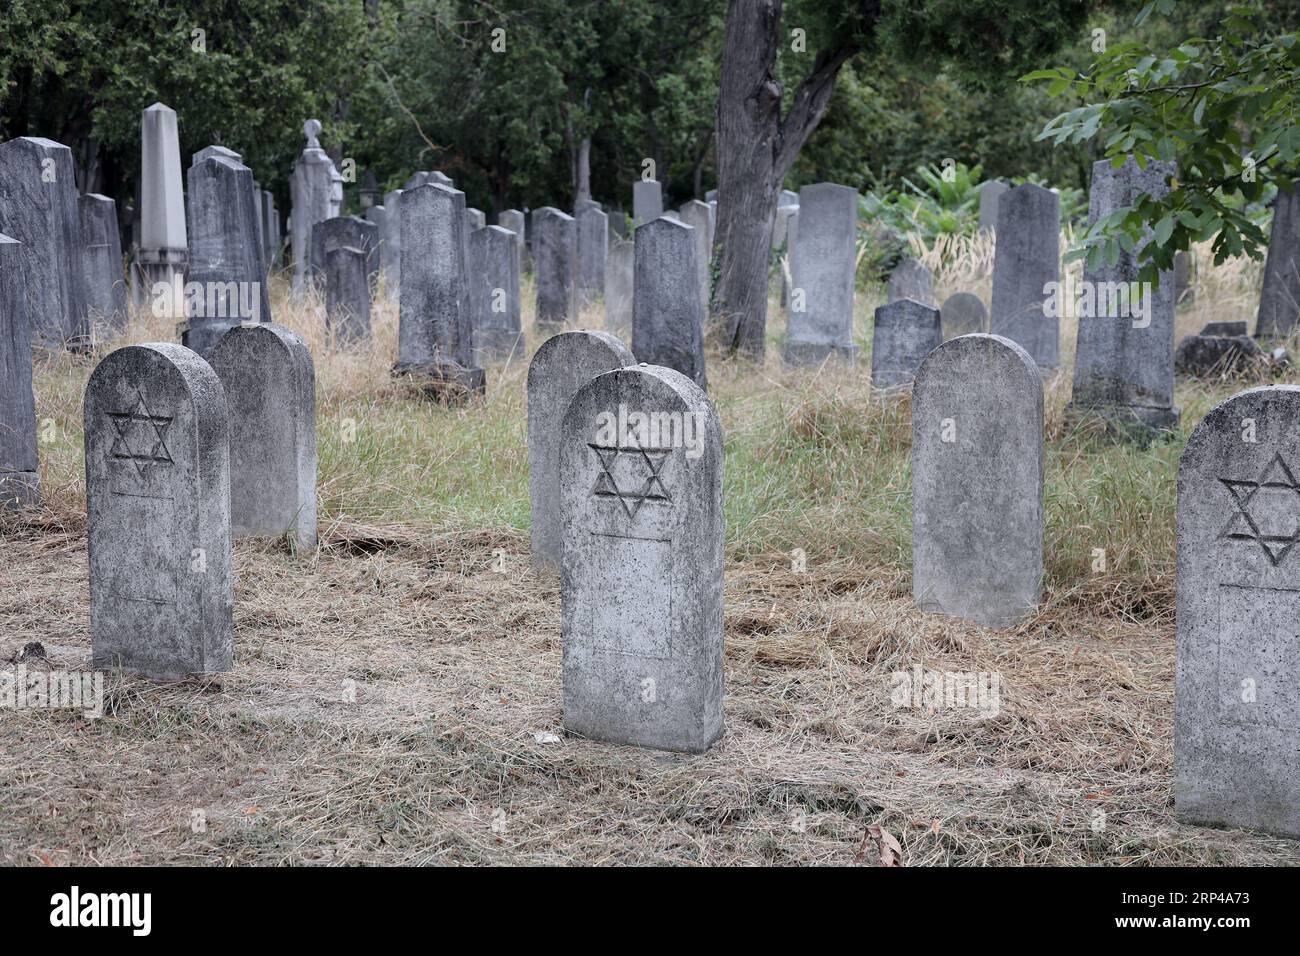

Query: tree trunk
[576,137,592,202]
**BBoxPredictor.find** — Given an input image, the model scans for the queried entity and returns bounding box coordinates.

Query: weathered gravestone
[773,203,799,251]
[1174,250,1193,308]
[135,103,188,312]
[469,225,522,362]
[209,324,317,552]
[0,234,40,508]
[262,190,282,270]
[1176,384,1300,838]
[311,215,379,291]
[381,188,403,293]
[560,363,724,752]
[393,183,484,400]
[633,217,706,387]
[940,292,986,339]
[364,203,386,277]
[193,145,241,165]
[978,180,1009,233]
[325,245,372,344]
[1068,158,1179,432]
[85,343,232,679]
[184,154,271,356]
[633,179,663,227]
[498,209,526,276]
[533,207,576,332]
[887,257,934,306]
[575,204,608,312]
[911,333,1044,628]
[677,199,714,319]
[79,193,128,333]
[528,330,635,570]
[785,183,858,365]
[0,136,88,347]
[466,207,486,231]
[1256,184,1300,339]
[990,183,1060,370]
[605,237,634,335]
[289,120,340,297]
[871,298,942,391]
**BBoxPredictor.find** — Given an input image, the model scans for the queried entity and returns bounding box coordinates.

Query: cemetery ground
[4,242,1299,866]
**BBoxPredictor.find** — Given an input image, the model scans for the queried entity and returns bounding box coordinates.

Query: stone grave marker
[633,217,706,387]
[871,298,941,391]
[785,182,858,365]
[990,183,1060,370]
[940,292,986,339]
[0,233,39,508]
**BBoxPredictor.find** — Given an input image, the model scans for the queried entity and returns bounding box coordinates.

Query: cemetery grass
[5,259,1300,866]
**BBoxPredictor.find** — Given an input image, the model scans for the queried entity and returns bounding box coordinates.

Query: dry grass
[2,244,1298,866]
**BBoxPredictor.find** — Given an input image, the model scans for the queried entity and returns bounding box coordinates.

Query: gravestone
[135,104,188,312]
[364,203,386,278]
[289,120,340,297]
[311,215,379,289]
[533,207,576,332]
[560,363,724,753]
[785,183,859,365]
[677,199,713,318]
[912,333,1043,628]
[632,179,663,227]
[1175,250,1193,307]
[0,234,39,508]
[871,298,942,391]
[1256,184,1300,339]
[85,343,232,679]
[499,209,526,276]
[1203,321,1248,337]
[575,203,608,312]
[325,245,372,345]
[887,257,934,305]
[1068,158,1179,431]
[184,154,271,356]
[940,292,986,339]
[359,169,380,210]
[79,193,128,333]
[0,136,88,347]
[382,188,403,293]
[605,237,634,335]
[780,210,799,307]
[250,180,265,266]
[978,180,1009,232]
[466,207,486,231]
[1176,384,1300,838]
[393,182,484,400]
[209,324,317,552]
[193,145,241,165]
[633,217,706,387]
[262,190,281,269]
[469,225,522,362]
[528,330,635,569]
[773,203,798,250]
[990,183,1060,370]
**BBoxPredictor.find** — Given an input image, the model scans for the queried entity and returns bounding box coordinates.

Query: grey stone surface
[193,145,241,166]
[887,257,934,306]
[466,207,486,231]
[381,188,403,294]
[85,342,232,679]
[325,245,372,345]
[79,193,128,333]
[785,183,859,365]
[560,363,724,753]
[677,199,714,318]
[1203,321,1248,337]
[871,298,942,391]
[912,333,1044,628]
[0,233,39,508]
[533,207,576,331]
[978,180,1009,232]
[135,104,188,311]
[1175,333,1263,375]
[498,209,526,276]
[364,203,386,276]
[209,323,316,551]
[772,203,798,250]
[469,225,522,362]
[310,215,379,289]
[780,210,799,307]
[575,204,608,312]
[262,190,281,270]
[632,179,663,227]
[289,120,339,297]
[1068,158,1179,431]
[778,189,799,208]
[605,237,634,335]
[528,330,635,570]
[183,155,271,356]
[0,136,88,346]
[940,292,986,339]
[633,217,706,387]
[990,183,1060,369]
[1175,384,1300,838]
[1175,249,1194,307]
[1256,185,1300,339]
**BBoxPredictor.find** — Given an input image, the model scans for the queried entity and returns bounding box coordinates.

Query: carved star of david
[589,443,671,518]
[108,390,173,477]
[1218,452,1300,566]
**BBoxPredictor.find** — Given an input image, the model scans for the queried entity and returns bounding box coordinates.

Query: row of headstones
[522,326,1300,839]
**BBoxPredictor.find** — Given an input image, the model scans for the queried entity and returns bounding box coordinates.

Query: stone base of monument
[392,361,487,404]
[0,471,41,510]
[1174,332,1263,376]
[1063,402,1181,443]
[782,341,858,366]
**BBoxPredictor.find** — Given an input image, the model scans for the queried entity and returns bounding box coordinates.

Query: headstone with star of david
[528,330,635,570]
[632,217,707,388]
[209,323,317,552]
[85,342,232,679]
[0,233,40,509]
[1176,384,1300,838]
[912,333,1044,628]
[560,363,724,753]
